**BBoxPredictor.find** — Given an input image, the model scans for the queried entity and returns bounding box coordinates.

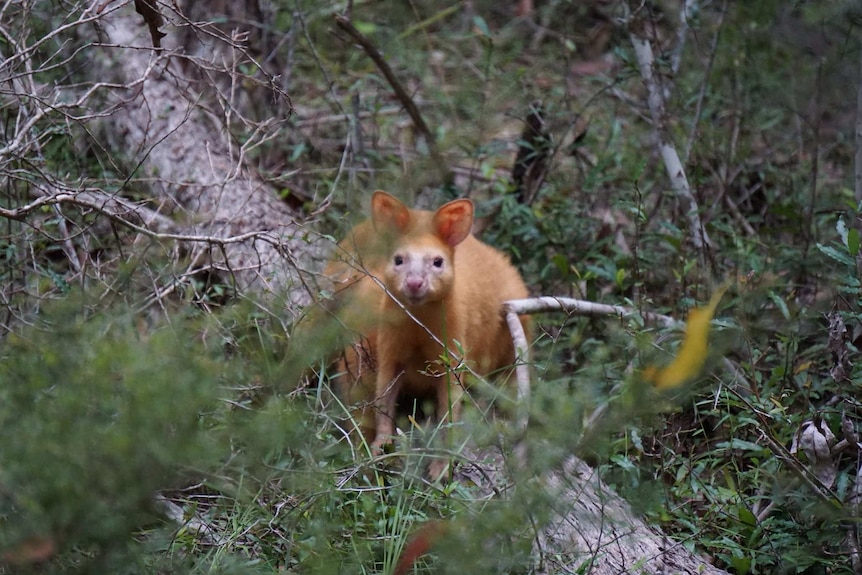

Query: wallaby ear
[371,190,411,233]
[433,199,473,247]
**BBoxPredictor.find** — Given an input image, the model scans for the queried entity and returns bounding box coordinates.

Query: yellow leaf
[794,361,812,374]
[646,285,728,390]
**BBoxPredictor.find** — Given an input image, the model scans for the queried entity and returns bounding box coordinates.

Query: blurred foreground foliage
[0,300,312,573]
[0,300,550,575]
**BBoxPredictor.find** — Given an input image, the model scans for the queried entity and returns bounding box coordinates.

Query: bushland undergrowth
[2,0,862,573]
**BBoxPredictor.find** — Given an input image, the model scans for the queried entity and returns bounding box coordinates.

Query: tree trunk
[98,2,320,311]
[536,456,726,574]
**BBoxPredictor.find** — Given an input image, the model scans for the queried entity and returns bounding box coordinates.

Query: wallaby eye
[393,255,404,266]
[433,257,444,268]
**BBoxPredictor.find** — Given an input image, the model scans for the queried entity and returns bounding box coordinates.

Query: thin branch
[626,5,712,258]
[684,0,727,163]
[855,41,862,207]
[504,308,531,433]
[333,13,453,188]
[502,296,678,438]
[51,205,82,274]
[669,0,698,81]
[0,189,308,253]
[725,386,843,508]
[504,296,677,327]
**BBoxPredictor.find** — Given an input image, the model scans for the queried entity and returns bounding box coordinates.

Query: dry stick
[850,461,862,573]
[0,189,174,229]
[0,190,307,253]
[627,11,712,257]
[333,14,453,188]
[683,0,727,164]
[856,40,862,207]
[505,296,676,326]
[504,308,532,434]
[726,386,842,508]
[503,296,677,432]
[669,0,699,82]
[856,45,862,276]
[501,296,680,483]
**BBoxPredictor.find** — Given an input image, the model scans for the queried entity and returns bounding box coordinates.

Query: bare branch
[504,308,531,433]
[504,296,677,327]
[684,0,728,163]
[333,13,453,189]
[669,0,698,81]
[501,296,677,443]
[626,6,712,258]
[856,41,862,207]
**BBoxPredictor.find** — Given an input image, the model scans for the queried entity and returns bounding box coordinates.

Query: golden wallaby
[326,191,530,474]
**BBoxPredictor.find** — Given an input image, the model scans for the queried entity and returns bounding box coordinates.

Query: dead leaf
[791,419,837,488]
[827,311,851,382]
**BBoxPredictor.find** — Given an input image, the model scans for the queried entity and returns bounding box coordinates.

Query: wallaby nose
[406,276,425,293]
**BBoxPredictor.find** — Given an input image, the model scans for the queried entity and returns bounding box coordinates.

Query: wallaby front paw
[370,436,391,456]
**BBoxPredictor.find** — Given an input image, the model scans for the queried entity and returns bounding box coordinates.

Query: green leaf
[615,268,626,290]
[354,20,378,35]
[717,438,769,453]
[730,555,751,575]
[837,218,861,256]
[768,291,790,320]
[848,228,860,256]
[817,243,855,266]
[551,253,569,278]
[737,506,757,527]
[472,15,490,37]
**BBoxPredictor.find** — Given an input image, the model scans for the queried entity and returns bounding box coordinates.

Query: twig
[50,205,82,274]
[803,60,823,258]
[724,386,843,508]
[333,13,453,187]
[0,189,307,254]
[502,296,678,437]
[504,308,531,434]
[669,0,698,81]
[293,106,405,128]
[684,0,727,163]
[0,189,173,231]
[856,41,862,207]
[626,5,712,258]
[503,296,677,327]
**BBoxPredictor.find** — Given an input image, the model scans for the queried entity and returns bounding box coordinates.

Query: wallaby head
[371,190,474,307]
